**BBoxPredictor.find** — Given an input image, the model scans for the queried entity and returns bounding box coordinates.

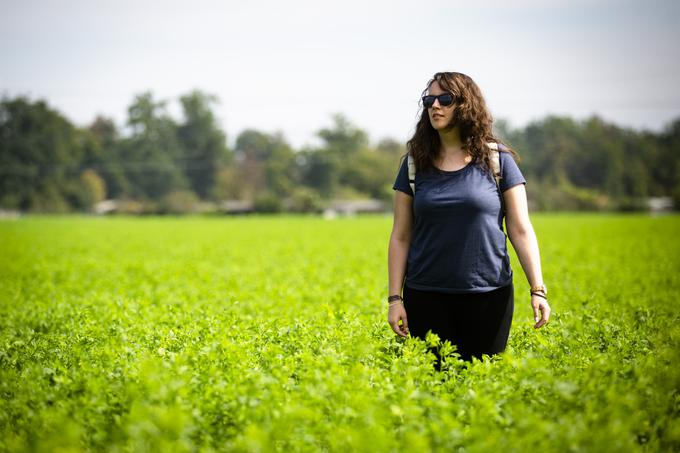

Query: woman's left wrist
[531,292,548,300]
[530,283,547,295]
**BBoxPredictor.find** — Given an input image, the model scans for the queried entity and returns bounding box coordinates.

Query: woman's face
[426,80,455,131]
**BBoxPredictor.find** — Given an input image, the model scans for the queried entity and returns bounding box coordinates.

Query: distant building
[94,199,118,215]
[220,200,255,214]
[0,209,20,219]
[646,197,674,214]
[325,199,387,217]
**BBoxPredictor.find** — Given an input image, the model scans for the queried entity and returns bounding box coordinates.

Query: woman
[387,71,550,364]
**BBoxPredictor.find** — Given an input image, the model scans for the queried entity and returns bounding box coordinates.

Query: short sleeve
[393,156,414,197]
[499,151,526,192]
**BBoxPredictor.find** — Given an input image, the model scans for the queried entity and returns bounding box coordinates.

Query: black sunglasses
[422,93,455,108]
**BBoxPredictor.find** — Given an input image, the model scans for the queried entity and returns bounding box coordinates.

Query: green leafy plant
[0,214,678,451]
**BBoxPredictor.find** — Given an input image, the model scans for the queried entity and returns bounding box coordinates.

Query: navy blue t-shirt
[393,151,526,294]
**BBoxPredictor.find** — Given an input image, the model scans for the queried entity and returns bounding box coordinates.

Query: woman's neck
[438,126,466,158]
[435,126,472,170]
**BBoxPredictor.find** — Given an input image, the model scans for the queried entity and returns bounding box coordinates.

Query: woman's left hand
[531,294,551,329]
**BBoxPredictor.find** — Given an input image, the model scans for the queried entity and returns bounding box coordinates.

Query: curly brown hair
[406,71,518,174]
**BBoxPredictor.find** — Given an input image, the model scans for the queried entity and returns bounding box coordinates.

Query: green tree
[85,116,131,199]
[121,92,189,200]
[74,169,107,210]
[177,91,231,199]
[0,96,83,211]
[298,148,338,198]
[300,114,370,198]
[232,129,295,199]
[375,137,406,159]
[317,113,369,156]
[339,147,396,200]
[657,118,680,200]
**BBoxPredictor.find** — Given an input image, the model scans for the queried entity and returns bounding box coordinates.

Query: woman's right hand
[388,303,410,337]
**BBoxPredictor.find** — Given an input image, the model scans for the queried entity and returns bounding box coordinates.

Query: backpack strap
[486,142,505,214]
[407,153,416,195]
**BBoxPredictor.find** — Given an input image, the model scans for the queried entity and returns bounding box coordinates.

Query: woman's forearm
[508,223,544,288]
[388,235,410,296]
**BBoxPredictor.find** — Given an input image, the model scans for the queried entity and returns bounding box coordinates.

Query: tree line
[1,91,678,213]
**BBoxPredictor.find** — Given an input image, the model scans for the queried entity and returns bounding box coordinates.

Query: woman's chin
[431,122,452,131]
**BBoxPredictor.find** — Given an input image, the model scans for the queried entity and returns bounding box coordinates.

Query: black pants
[404,283,514,364]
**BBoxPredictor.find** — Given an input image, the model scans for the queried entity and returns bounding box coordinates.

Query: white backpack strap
[491,152,501,187]
[486,142,505,213]
[486,142,501,183]
[407,153,416,194]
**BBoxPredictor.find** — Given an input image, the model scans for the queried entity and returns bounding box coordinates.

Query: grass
[1,213,679,452]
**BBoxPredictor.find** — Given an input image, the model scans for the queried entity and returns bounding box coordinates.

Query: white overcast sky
[1,0,679,148]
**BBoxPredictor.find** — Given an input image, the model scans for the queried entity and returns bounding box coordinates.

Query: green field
[1,214,679,452]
